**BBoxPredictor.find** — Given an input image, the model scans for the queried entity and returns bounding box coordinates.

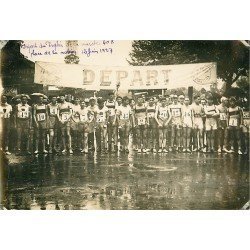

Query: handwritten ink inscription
[21,40,115,58]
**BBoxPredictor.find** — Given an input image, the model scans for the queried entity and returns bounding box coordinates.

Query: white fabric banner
[35,61,217,90]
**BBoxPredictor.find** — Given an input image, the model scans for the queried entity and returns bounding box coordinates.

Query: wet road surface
[1,152,249,209]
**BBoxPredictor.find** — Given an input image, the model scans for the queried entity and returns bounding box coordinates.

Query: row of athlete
[0,93,249,155]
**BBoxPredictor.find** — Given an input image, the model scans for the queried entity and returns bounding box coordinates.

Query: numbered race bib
[121,113,129,120]
[108,108,115,116]
[2,111,10,118]
[97,115,105,122]
[172,109,181,117]
[159,111,168,119]
[243,111,250,119]
[37,113,46,122]
[80,114,87,122]
[61,113,70,121]
[220,113,227,121]
[18,110,29,118]
[148,112,154,118]
[50,107,57,116]
[229,117,238,126]
[138,117,145,125]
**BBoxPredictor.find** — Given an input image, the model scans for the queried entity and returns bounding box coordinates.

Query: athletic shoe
[80,149,84,153]
[238,149,243,155]
[186,149,191,153]
[61,149,66,154]
[43,150,48,154]
[169,147,173,152]
[244,150,248,155]
[182,148,187,153]
[145,148,150,152]
[34,150,39,154]
[163,148,168,153]
[49,149,53,154]
[153,148,157,153]
[69,149,73,154]
[137,149,142,153]
[202,147,207,153]
[217,148,222,153]
[142,149,147,153]
[158,148,162,153]
[84,149,88,154]
[228,149,235,154]
[5,151,11,155]
[192,148,198,152]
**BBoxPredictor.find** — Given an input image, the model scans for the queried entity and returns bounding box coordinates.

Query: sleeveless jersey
[0,104,12,119]
[48,103,59,117]
[34,104,47,122]
[17,104,30,119]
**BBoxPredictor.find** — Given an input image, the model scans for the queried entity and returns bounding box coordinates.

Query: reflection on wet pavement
[2,152,249,210]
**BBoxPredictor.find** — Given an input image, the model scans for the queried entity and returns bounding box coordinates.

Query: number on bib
[19,111,29,118]
[220,113,227,121]
[50,108,57,115]
[122,113,129,120]
[172,109,180,117]
[243,112,250,119]
[148,112,154,118]
[229,118,238,126]
[80,114,87,122]
[61,113,69,121]
[37,113,46,122]
[138,117,145,125]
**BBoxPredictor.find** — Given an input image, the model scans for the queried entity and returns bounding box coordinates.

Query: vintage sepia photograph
[0,40,249,210]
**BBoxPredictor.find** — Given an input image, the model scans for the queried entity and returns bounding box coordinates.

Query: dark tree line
[128,40,249,94]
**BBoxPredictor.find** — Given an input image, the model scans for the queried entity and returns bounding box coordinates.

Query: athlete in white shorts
[182,97,193,153]
[191,95,205,151]
[204,96,219,152]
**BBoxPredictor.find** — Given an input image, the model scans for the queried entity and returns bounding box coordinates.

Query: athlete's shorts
[158,119,170,129]
[182,118,193,128]
[60,121,71,130]
[218,120,227,129]
[70,120,80,131]
[17,118,30,129]
[148,117,158,129]
[193,117,203,130]
[1,118,11,135]
[119,119,131,129]
[96,122,107,130]
[171,117,182,129]
[107,116,116,128]
[37,120,47,130]
[48,116,58,129]
[205,118,217,131]
[242,119,250,133]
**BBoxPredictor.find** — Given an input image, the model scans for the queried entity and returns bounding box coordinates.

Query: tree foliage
[128,40,249,92]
